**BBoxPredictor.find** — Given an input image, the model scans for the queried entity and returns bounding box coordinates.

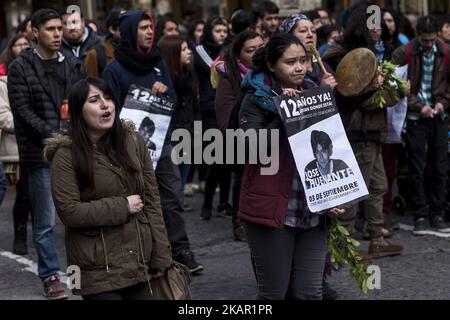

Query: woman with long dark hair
[0,34,32,255]
[158,35,200,211]
[193,16,231,220]
[45,77,171,300]
[187,19,205,49]
[214,30,264,240]
[238,33,344,299]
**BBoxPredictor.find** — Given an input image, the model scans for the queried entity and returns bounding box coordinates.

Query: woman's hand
[328,207,345,218]
[149,268,167,278]
[151,81,168,96]
[282,88,300,97]
[127,195,144,214]
[320,73,338,90]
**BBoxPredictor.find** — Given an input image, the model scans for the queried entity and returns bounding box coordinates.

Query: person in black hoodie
[193,16,232,220]
[8,8,85,300]
[60,6,101,62]
[102,10,204,274]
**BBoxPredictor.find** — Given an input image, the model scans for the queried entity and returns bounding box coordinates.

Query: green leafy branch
[369,60,407,109]
[328,219,370,294]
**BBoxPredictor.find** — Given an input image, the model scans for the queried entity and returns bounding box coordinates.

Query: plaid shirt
[284,171,320,229]
[419,45,437,107]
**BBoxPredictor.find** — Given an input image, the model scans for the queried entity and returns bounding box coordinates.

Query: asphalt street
[0,186,450,300]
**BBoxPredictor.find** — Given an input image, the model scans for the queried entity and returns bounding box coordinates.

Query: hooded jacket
[44,121,171,296]
[7,48,85,167]
[102,10,175,107]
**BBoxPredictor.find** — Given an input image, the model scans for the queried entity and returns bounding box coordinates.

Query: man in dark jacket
[102,10,203,274]
[391,16,450,235]
[7,8,85,299]
[60,5,101,61]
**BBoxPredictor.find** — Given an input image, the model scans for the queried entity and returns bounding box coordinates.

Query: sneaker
[12,239,28,255]
[413,217,430,236]
[368,239,403,259]
[430,216,450,233]
[43,275,68,300]
[233,220,247,242]
[322,281,338,300]
[363,227,393,240]
[183,204,194,212]
[184,184,194,197]
[198,181,206,193]
[200,205,212,220]
[174,250,204,275]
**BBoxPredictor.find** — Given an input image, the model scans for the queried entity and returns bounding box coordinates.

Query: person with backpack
[85,9,122,77]
[391,16,450,235]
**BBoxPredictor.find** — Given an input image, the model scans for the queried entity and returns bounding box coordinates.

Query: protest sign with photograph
[120,84,175,169]
[274,86,368,212]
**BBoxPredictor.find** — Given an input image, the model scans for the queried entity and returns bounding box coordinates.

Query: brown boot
[369,237,403,259]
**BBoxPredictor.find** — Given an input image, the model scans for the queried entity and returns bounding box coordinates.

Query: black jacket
[7,48,85,167]
[171,73,200,134]
[61,27,101,61]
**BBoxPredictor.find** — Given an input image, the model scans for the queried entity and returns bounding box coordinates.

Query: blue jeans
[26,167,61,280]
[179,163,191,204]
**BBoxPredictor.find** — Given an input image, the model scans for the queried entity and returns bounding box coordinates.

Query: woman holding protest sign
[45,77,171,299]
[237,33,344,300]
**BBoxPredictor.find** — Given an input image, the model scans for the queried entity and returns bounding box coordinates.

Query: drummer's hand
[151,81,168,95]
[328,207,345,218]
[421,105,434,118]
[374,73,385,88]
[282,88,300,97]
[320,73,338,89]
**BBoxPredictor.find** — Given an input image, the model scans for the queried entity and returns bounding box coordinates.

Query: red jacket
[238,135,298,229]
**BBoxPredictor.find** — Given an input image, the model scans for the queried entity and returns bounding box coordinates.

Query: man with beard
[60,5,101,62]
